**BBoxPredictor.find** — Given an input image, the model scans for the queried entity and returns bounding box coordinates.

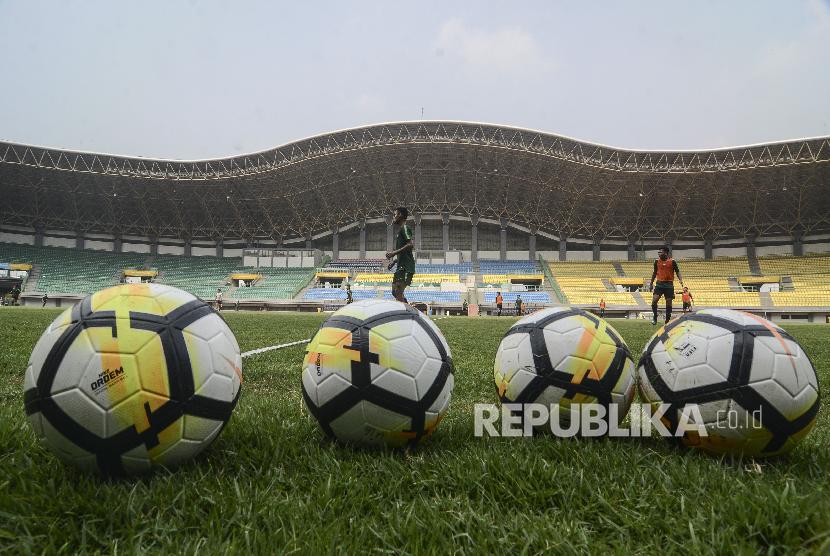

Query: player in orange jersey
[681,286,693,313]
[648,245,685,325]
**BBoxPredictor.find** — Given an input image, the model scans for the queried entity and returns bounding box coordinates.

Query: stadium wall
[805,234,830,254]
[0,231,33,245]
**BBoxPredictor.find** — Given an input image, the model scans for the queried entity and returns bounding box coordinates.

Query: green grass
[1,308,829,554]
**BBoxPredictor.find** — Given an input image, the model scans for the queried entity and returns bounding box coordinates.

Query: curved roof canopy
[1,121,829,242]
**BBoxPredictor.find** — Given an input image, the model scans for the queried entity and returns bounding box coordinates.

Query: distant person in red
[495,292,503,316]
[599,298,606,318]
[682,287,694,313]
[648,246,685,325]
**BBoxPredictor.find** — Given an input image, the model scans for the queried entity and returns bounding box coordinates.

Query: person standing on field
[385,207,415,304]
[648,245,685,325]
[682,286,694,313]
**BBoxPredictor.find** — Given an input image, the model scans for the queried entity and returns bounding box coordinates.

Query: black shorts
[683,302,691,310]
[393,269,414,287]
[653,283,675,300]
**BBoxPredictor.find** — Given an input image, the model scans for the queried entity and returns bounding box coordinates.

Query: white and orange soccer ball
[302,299,454,448]
[638,309,820,456]
[23,284,242,475]
[494,307,636,431]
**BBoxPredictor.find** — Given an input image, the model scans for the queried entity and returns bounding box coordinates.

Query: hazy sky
[1,0,829,159]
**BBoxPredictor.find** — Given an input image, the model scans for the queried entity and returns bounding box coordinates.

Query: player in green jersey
[385,206,416,303]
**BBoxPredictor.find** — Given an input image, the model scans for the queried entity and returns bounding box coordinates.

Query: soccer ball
[494,307,636,431]
[637,309,820,457]
[302,299,454,447]
[23,284,242,475]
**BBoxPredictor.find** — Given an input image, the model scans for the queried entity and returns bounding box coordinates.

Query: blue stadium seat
[382,290,462,303]
[483,291,550,303]
[478,259,540,274]
[414,263,473,275]
[303,288,347,300]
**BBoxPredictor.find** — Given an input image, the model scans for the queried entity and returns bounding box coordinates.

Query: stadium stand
[482,273,544,284]
[151,254,240,300]
[2,238,829,313]
[553,277,636,306]
[303,288,347,301]
[760,254,830,307]
[618,257,751,280]
[0,244,319,302]
[0,243,147,295]
[549,261,618,277]
[759,254,830,276]
[304,287,382,301]
[415,263,472,275]
[481,291,550,304]
[382,290,462,303]
[326,258,385,272]
[354,272,461,284]
[770,292,830,307]
[479,259,539,274]
[546,257,763,308]
[229,267,315,300]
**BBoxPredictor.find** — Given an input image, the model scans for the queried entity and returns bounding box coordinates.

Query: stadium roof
[1,121,829,242]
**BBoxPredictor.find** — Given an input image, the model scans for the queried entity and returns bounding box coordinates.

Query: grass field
[1,307,829,554]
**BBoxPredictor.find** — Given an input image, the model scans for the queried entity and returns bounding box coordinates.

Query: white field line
[241,339,311,358]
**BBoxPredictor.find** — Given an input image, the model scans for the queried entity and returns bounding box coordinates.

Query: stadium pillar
[704,238,713,260]
[558,234,567,262]
[183,239,191,257]
[113,236,122,253]
[305,232,313,249]
[359,219,366,259]
[75,232,85,250]
[413,213,422,251]
[499,218,508,261]
[793,231,803,256]
[385,215,393,253]
[441,211,450,251]
[34,227,44,247]
[528,226,537,261]
[627,239,636,261]
[332,227,340,260]
[746,234,757,262]
[215,239,223,258]
[592,239,601,261]
[470,214,479,263]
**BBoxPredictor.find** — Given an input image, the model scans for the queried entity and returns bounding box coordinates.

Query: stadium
[2,118,830,552]
[3,1,830,549]
[2,120,830,320]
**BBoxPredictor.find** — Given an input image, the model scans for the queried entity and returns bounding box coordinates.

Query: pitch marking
[241,339,311,358]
